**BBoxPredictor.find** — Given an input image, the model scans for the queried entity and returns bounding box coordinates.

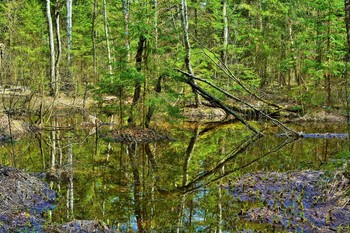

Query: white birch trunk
[46,0,56,96]
[103,0,112,74]
[66,0,73,64]
[222,0,228,65]
[92,0,97,76]
[180,0,200,105]
[55,3,62,96]
[122,0,130,61]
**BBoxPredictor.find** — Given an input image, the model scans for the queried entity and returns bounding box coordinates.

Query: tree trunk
[46,0,56,96]
[325,1,332,105]
[66,0,73,64]
[55,1,63,97]
[221,0,228,65]
[128,35,146,126]
[122,0,130,61]
[180,0,201,106]
[92,0,97,79]
[103,0,112,74]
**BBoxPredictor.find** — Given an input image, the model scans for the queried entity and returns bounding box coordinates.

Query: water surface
[0,113,348,232]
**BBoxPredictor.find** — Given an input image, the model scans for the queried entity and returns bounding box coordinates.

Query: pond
[0,112,349,232]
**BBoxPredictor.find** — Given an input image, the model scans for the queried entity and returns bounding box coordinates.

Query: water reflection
[0,114,348,232]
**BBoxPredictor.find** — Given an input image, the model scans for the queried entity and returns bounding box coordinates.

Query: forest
[0,0,349,232]
[0,0,349,123]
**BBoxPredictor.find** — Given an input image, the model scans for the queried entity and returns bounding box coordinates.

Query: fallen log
[277,132,349,139]
[176,69,299,137]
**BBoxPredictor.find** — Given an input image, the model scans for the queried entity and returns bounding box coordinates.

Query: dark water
[0,113,349,232]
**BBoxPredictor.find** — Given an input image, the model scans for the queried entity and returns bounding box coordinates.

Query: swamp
[0,0,350,232]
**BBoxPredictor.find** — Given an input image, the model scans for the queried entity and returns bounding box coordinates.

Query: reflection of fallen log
[277,132,349,139]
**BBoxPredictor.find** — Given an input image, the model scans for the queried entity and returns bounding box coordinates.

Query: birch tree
[122,0,130,61]
[103,0,112,74]
[66,0,72,65]
[180,0,200,106]
[46,0,56,96]
[221,0,228,65]
[55,0,63,96]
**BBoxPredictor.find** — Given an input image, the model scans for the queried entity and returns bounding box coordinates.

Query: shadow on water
[0,113,349,232]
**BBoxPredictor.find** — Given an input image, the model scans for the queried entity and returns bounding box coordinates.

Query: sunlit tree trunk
[221,0,228,65]
[55,1,63,97]
[122,0,130,61]
[103,0,112,74]
[92,0,97,78]
[46,0,56,96]
[180,0,201,106]
[66,0,72,64]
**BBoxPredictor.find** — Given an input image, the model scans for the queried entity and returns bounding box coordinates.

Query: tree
[46,0,56,96]
[180,0,200,106]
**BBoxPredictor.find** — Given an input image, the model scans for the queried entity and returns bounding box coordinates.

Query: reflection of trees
[126,142,144,232]
[177,123,200,232]
[177,135,297,193]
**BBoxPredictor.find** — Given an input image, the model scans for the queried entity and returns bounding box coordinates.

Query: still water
[1,112,348,232]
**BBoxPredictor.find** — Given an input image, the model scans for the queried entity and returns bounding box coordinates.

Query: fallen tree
[175,69,299,137]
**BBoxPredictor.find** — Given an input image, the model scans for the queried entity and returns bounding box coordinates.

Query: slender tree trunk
[0,43,4,70]
[325,1,332,105]
[92,0,97,79]
[180,0,200,106]
[55,1,63,97]
[122,0,130,61]
[66,0,73,64]
[221,0,228,65]
[103,0,112,74]
[46,0,56,96]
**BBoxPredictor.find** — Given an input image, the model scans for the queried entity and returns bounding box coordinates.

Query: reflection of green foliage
[0,112,348,232]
